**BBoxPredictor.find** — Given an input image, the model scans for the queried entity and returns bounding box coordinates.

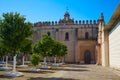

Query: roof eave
[104,4,120,31]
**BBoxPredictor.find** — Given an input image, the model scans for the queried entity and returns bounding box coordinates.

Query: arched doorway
[84,50,91,64]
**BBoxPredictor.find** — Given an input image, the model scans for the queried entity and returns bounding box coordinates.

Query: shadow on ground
[51,68,89,72]
[51,65,89,72]
[18,70,55,74]
[68,65,88,68]
[27,77,78,80]
[0,75,24,79]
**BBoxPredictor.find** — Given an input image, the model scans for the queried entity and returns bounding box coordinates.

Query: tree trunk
[26,54,28,61]
[54,57,56,64]
[22,56,25,65]
[13,54,17,72]
[62,57,64,64]
[48,57,50,63]
[58,57,61,63]
[13,49,17,73]
[44,57,46,66]
[5,56,8,67]
[3,56,5,63]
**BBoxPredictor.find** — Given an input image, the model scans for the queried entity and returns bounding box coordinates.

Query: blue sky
[0,0,119,24]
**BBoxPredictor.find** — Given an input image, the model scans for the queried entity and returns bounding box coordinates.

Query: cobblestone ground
[46,64,120,80]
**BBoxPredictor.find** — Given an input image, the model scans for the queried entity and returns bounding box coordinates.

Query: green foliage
[0,38,11,58]
[0,17,2,26]
[20,38,32,54]
[0,47,5,58]
[30,53,40,67]
[60,44,68,57]
[33,33,68,58]
[0,12,34,54]
[33,40,42,54]
[51,41,68,57]
[0,45,10,58]
[51,40,62,57]
[47,51,53,57]
[33,34,54,57]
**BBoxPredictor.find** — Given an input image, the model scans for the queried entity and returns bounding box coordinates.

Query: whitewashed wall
[109,21,120,69]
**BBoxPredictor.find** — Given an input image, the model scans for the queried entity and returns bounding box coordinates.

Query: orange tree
[0,12,34,72]
[33,34,54,66]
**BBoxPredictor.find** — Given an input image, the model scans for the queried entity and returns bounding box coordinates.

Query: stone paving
[46,64,120,80]
[0,64,120,80]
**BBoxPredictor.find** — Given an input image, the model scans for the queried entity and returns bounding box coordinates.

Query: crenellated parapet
[33,19,98,27]
[74,20,97,25]
[33,11,98,27]
[86,20,88,24]
[34,21,54,27]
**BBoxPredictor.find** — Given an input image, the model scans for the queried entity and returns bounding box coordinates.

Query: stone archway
[84,50,91,64]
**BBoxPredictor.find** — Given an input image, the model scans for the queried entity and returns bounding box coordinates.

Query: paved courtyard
[47,64,120,80]
[0,64,120,80]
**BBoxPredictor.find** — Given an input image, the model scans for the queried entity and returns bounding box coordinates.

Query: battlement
[34,20,98,27]
[33,11,99,27]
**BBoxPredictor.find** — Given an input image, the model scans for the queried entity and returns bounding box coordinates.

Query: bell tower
[98,13,105,44]
[64,7,70,21]
[59,7,74,25]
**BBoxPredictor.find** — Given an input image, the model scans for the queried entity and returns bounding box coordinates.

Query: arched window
[65,32,69,40]
[85,32,89,39]
[47,32,50,36]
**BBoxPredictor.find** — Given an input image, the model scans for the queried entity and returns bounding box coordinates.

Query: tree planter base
[24,61,30,64]
[0,67,12,70]
[41,62,47,65]
[47,62,51,64]
[0,61,5,64]
[28,68,40,72]
[18,65,28,68]
[0,61,5,66]
[4,72,23,77]
[59,63,65,65]
[9,61,17,64]
[52,63,61,66]
[41,65,51,69]
[0,64,3,66]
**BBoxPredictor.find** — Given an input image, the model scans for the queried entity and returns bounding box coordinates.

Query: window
[47,32,50,36]
[85,32,89,39]
[65,32,69,40]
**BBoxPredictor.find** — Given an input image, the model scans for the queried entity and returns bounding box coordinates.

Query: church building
[32,10,104,64]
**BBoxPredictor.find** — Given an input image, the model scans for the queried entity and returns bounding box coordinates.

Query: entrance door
[84,51,91,64]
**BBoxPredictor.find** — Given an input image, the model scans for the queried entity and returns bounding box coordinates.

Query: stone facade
[32,11,101,64]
